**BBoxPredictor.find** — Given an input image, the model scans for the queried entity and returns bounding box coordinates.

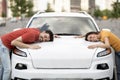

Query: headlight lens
[13,48,27,57]
[97,48,111,57]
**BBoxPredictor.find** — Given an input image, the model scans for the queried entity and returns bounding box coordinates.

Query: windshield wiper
[55,33,80,36]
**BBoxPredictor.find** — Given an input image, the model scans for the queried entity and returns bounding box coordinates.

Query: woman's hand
[88,44,98,49]
[75,35,84,38]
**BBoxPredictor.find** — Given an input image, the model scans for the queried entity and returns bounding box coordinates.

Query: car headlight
[13,48,27,57]
[97,48,111,57]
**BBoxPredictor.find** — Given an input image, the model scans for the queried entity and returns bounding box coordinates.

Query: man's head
[85,31,100,42]
[39,30,54,42]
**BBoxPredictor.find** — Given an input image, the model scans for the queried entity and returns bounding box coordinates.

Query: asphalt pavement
[0,18,29,36]
[96,18,120,38]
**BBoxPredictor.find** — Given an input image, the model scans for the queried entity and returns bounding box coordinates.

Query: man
[84,30,120,80]
[0,28,54,80]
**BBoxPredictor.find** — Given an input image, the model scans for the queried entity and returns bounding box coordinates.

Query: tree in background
[93,7,102,19]
[93,2,120,19]
[2,12,7,18]
[9,0,34,17]
[102,9,112,18]
[112,2,120,18]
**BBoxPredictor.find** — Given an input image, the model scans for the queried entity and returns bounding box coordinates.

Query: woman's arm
[88,37,111,49]
[75,35,85,38]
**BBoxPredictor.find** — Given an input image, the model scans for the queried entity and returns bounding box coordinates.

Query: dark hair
[45,30,54,41]
[85,31,100,41]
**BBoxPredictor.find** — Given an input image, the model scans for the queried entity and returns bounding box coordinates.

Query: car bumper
[11,53,114,80]
[12,68,112,80]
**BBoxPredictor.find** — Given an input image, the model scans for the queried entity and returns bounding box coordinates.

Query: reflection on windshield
[28,17,97,35]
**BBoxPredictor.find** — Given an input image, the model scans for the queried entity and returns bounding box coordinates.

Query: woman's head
[85,31,100,42]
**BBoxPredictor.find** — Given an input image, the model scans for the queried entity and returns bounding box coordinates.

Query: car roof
[33,11,91,18]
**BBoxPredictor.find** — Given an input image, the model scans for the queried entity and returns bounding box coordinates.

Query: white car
[11,11,116,80]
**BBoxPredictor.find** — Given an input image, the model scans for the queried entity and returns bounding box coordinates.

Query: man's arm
[88,37,111,49]
[11,37,41,49]
[75,35,85,38]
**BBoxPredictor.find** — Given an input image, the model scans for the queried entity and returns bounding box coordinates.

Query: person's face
[39,32,50,42]
[87,34,99,42]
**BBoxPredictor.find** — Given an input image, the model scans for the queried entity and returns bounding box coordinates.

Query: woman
[83,30,120,80]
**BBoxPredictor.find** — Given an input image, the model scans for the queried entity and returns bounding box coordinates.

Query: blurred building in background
[0,0,117,18]
[0,0,2,17]
[0,0,7,17]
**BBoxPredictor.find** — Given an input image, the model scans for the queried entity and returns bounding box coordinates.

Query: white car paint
[29,37,97,69]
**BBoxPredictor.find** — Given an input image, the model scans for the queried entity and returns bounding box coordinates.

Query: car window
[28,17,97,35]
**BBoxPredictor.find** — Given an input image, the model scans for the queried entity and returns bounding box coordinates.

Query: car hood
[27,36,99,69]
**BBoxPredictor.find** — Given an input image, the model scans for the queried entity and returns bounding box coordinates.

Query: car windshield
[27,17,97,35]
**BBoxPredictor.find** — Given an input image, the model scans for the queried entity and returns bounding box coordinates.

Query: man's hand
[54,35,60,38]
[28,44,41,49]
